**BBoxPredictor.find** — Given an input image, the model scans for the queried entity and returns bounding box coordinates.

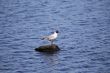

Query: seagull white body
[42,30,59,45]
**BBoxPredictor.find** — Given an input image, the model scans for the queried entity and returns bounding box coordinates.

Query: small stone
[35,44,60,52]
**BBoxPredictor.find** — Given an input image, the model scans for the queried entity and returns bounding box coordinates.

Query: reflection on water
[0,0,110,73]
[40,52,59,66]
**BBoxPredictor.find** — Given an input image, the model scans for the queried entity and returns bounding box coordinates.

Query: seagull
[41,30,59,45]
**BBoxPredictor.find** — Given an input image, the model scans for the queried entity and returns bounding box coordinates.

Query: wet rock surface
[35,44,60,52]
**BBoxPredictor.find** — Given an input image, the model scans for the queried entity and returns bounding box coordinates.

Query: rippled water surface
[0,0,110,73]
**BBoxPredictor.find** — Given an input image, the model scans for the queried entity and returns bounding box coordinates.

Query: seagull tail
[41,36,47,40]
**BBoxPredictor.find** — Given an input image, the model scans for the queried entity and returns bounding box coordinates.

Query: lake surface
[0,0,110,73]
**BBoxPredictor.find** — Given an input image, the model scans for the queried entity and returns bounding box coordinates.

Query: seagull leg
[51,40,53,45]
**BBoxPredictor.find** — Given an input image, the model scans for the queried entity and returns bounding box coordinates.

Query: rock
[35,44,60,52]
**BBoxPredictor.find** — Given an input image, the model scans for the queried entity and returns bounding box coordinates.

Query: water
[0,0,110,73]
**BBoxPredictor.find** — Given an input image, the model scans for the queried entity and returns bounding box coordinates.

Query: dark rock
[35,44,60,52]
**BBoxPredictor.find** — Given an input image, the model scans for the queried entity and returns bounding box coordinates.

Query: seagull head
[56,30,59,33]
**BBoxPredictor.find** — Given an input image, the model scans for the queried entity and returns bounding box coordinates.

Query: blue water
[0,0,110,73]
